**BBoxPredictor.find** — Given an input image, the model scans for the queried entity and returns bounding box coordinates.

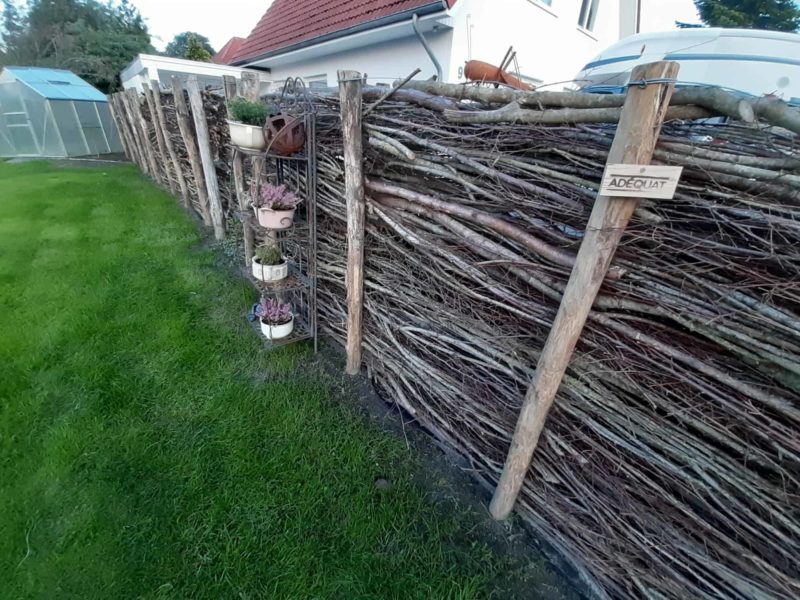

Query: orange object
[464,60,534,91]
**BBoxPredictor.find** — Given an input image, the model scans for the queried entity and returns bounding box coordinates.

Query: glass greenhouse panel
[48,100,90,156]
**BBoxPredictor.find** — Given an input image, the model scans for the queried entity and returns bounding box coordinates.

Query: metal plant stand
[231,78,318,352]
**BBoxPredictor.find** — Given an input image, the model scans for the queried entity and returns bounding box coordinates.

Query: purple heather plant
[256,297,293,325]
[256,183,302,211]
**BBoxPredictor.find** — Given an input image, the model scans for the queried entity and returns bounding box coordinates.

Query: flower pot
[254,206,296,229]
[261,315,294,340]
[251,256,288,282]
[265,114,305,156]
[228,121,266,150]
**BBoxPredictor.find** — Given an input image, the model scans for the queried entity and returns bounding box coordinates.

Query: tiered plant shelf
[229,78,318,352]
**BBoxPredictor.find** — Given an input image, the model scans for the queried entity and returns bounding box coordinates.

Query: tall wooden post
[171,77,212,226]
[223,74,256,265]
[150,80,190,207]
[142,82,175,193]
[489,61,680,520]
[338,70,366,375]
[185,75,226,240]
[125,88,161,182]
[113,93,142,170]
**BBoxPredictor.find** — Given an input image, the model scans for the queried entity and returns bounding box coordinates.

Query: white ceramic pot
[260,315,294,340]
[228,121,266,150]
[251,256,288,282]
[254,206,296,230]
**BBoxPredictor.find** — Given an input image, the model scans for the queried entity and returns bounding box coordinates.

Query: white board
[599,164,684,200]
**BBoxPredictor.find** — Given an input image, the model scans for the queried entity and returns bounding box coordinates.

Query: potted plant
[256,297,294,340]
[253,183,302,229]
[227,97,269,150]
[252,245,288,282]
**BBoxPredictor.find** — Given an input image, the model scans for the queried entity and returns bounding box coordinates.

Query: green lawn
[0,161,515,599]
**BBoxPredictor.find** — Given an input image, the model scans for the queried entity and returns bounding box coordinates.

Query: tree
[184,34,212,62]
[0,0,153,92]
[164,31,214,59]
[694,0,800,31]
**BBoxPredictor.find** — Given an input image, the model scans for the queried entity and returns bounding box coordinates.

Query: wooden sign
[599,164,683,199]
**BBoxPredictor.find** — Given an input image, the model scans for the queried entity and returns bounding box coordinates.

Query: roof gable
[213,37,245,65]
[234,0,448,64]
[3,67,107,102]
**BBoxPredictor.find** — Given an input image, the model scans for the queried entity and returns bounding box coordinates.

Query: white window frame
[305,74,328,90]
[578,0,600,32]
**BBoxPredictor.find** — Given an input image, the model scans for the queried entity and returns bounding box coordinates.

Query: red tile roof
[234,0,452,64]
[212,37,245,65]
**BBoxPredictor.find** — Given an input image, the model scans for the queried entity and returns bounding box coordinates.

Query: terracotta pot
[227,121,266,150]
[261,315,294,340]
[251,256,288,282]
[264,114,305,156]
[254,206,296,229]
[464,60,535,91]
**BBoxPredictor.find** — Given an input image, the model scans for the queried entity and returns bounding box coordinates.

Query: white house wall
[256,31,454,90]
[447,0,627,88]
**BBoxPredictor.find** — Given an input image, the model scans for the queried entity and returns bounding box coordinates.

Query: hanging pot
[264,114,305,156]
[254,205,296,229]
[251,256,289,282]
[260,315,294,340]
[227,121,266,150]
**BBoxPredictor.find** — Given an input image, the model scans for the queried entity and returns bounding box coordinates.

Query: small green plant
[228,97,269,126]
[254,245,283,265]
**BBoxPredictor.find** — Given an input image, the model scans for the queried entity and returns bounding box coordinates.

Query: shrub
[255,245,283,265]
[255,183,302,211]
[256,298,292,325]
[228,97,269,126]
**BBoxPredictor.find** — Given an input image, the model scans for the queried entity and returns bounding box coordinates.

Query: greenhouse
[0,67,123,158]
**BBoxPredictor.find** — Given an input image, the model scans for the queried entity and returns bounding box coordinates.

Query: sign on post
[599,164,683,199]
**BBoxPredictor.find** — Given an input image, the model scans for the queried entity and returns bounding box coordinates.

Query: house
[120,54,268,93]
[232,0,641,89]
[0,66,123,158]
[213,37,246,65]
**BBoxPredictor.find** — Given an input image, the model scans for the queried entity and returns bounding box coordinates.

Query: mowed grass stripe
[0,161,502,599]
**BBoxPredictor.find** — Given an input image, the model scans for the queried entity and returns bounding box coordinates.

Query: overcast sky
[132,0,702,53]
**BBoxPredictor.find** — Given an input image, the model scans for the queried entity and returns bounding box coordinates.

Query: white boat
[575,28,800,103]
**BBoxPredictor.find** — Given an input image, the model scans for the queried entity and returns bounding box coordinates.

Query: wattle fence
[108,71,800,600]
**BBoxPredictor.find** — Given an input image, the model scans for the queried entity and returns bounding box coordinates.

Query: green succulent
[227,97,269,126]
[254,245,283,266]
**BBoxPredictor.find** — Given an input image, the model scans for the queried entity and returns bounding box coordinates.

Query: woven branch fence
[109,77,800,600]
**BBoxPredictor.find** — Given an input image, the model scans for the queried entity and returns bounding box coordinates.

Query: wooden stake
[150,80,190,207]
[223,74,255,264]
[142,82,174,191]
[185,76,225,239]
[125,88,161,182]
[338,70,366,375]
[113,94,141,169]
[489,61,680,520]
[108,95,131,161]
[171,77,212,226]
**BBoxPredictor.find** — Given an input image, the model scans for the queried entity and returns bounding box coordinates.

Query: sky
[132,0,702,54]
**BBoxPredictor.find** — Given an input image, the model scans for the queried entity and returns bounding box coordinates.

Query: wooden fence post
[125,88,161,181]
[185,75,225,239]
[150,80,190,207]
[112,94,140,169]
[489,61,681,520]
[171,77,212,226]
[108,94,131,161]
[142,82,175,194]
[222,75,255,265]
[338,70,366,375]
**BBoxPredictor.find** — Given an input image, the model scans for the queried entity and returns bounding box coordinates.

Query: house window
[578,0,600,31]
[305,75,328,90]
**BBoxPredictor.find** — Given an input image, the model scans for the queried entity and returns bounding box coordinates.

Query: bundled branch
[311,93,800,600]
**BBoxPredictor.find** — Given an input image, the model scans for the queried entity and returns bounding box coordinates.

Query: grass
[0,161,515,599]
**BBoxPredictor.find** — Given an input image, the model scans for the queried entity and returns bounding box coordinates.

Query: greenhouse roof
[4,67,108,102]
